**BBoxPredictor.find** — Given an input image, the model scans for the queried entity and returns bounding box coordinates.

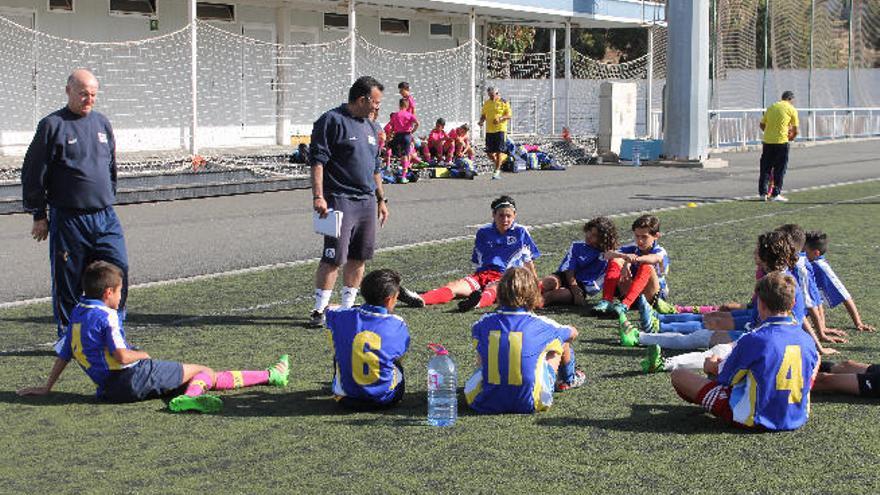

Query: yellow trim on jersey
[464,370,483,405]
[103,348,123,371]
[508,332,523,386]
[71,323,90,370]
[531,340,564,412]
[488,331,502,384]
[730,369,757,427]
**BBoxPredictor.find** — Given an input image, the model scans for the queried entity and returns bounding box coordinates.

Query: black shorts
[322,195,377,266]
[101,359,184,403]
[391,133,412,157]
[858,366,880,398]
[485,132,506,153]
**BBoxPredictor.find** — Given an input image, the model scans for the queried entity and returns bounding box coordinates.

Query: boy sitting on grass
[464,267,584,414]
[805,230,874,332]
[326,268,410,410]
[670,271,819,431]
[17,261,289,413]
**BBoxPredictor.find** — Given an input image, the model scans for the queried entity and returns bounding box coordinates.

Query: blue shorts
[100,359,184,403]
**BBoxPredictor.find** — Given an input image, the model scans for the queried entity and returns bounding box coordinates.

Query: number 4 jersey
[326,305,411,404]
[717,315,819,430]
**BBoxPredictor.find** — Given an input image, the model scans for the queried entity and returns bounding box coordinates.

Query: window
[380,18,409,36]
[429,23,452,38]
[109,0,157,16]
[48,0,74,12]
[197,2,234,22]
[323,13,348,31]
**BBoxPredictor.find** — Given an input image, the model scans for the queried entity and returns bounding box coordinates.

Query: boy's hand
[824,327,848,338]
[17,386,51,396]
[819,331,847,344]
[623,253,638,263]
[819,346,839,356]
[856,323,875,332]
[703,356,722,375]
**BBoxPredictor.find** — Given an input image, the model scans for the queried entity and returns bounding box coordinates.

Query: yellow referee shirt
[481,98,512,134]
[761,100,799,144]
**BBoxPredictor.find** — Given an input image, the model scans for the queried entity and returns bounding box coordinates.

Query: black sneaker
[308,310,326,328]
[457,290,483,312]
[397,286,425,308]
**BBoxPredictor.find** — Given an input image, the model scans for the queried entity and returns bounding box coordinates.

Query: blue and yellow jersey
[717,315,819,431]
[466,308,572,414]
[471,223,541,274]
[619,241,670,295]
[326,304,410,404]
[557,241,608,293]
[809,256,851,308]
[56,298,135,395]
[794,253,823,310]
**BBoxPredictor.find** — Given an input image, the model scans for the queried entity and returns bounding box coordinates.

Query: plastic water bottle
[427,343,457,427]
[632,142,641,167]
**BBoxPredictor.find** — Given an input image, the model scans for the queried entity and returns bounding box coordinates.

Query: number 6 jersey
[326,305,411,404]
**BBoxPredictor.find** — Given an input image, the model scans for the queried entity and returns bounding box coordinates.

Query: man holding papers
[308,76,390,328]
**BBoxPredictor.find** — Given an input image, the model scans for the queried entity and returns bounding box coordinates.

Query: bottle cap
[427,343,448,356]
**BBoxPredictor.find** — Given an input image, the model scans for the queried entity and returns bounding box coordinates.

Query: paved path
[2,139,878,303]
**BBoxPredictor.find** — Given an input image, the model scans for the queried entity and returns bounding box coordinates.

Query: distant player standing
[478,87,512,180]
[21,68,130,343]
[758,90,798,202]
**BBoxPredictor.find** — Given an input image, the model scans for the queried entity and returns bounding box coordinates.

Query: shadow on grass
[811,393,879,406]
[0,348,56,357]
[0,313,297,328]
[0,390,97,406]
[537,403,760,434]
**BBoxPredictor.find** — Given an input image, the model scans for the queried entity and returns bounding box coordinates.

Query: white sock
[664,350,712,371]
[341,286,359,308]
[314,289,332,312]
[639,329,713,350]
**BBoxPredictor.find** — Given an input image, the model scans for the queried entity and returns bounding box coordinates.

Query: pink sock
[185,371,213,397]
[213,370,270,390]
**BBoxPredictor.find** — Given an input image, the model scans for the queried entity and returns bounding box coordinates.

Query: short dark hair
[584,216,619,251]
[398,81,409,90]
[755,271,797,313]
[757,231,798,271]
[631,214,660,235]
[399,98,407,108]
[491,195,516,212]
[435,118,445,126]
[82,261,123,299]
[776,224,806,251]
[361,269,401,306]
[781,91,795,101]
[805,230,828,254]
[348,76,384,104]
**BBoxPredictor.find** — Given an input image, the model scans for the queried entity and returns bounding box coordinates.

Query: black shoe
[397,285,425,308]
[458,290,483,312]
[308,310,326,328]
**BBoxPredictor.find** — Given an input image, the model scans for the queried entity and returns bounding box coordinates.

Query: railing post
[550,28,556,135]
[188,0,198,155]
[741,111,747,148]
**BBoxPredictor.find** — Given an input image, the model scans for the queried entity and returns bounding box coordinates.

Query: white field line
[2,177,879,311]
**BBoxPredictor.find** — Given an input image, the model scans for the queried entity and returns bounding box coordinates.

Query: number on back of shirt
[775,345,804,403]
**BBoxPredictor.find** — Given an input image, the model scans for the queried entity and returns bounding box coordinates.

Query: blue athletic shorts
[101,359,184,403]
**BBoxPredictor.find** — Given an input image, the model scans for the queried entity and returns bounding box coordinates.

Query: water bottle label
[428,370,442,391]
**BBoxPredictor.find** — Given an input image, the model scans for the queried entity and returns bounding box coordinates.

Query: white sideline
[2,176,879,310]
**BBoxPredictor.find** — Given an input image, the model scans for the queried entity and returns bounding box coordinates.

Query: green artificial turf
[1,181,879,493]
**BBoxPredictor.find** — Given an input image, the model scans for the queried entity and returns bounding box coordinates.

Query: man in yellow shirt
[759,91,798,202]
[479,87,512,180]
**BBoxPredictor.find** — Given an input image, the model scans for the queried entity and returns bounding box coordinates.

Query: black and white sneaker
[308,310,326,328]
[457,290,483,312]
[397,286,425,308]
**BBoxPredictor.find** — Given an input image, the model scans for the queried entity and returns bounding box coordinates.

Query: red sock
[477,285,498,308]
[185,371,213,397]
[213,370,269,390]
[422,287,454,305]
[622,264,653,308]
[602,262,622,301]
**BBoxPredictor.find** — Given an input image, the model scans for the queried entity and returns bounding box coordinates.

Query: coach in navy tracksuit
[21,69,129,340]
[308,76,389,327]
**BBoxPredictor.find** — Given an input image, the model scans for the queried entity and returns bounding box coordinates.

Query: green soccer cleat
[592,300,612,313]
[168,394,223,414]
[268,354,290,387]
[618,315,640,347]
[640,345,665,373]
[654,298,677,314]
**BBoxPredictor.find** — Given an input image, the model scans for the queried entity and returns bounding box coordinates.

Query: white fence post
[188,0,198,155]
[550,28,556,135]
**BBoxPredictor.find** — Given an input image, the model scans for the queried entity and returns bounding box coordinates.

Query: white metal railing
[708,107,880,148]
